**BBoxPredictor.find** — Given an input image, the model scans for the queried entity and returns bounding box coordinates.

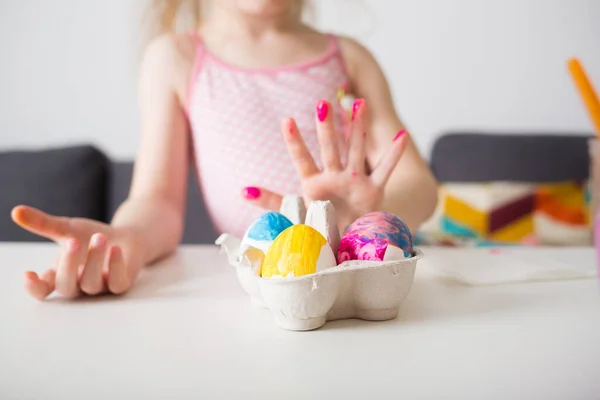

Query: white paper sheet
[422,247,599,285]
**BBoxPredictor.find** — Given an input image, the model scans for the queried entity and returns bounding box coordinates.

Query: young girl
[11,0,438,300]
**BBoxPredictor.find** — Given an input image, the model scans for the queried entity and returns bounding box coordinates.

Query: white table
[1,243,599,399]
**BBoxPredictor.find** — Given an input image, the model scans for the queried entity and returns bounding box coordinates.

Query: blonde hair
[145,0,310,40]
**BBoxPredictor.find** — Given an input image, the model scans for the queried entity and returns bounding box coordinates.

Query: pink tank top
[186,33,350,238]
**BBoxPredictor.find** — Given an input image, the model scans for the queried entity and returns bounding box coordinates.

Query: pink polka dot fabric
[186,33,349,238]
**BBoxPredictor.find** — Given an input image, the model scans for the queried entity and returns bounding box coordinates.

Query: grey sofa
[0,132,593,243]
[0,145,216,243]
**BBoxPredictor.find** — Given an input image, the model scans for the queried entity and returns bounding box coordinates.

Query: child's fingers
[79,234,108,295]
[282,117,320,178]
[23,269,55,301]
[107,246,130,295]
[315,100,342,171]
[346,99,367,175]
[11,205,70,241]
[55,238,83,298]
[370,129,409,188]
[242,186,283,211]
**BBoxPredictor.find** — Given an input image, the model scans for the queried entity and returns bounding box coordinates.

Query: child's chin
[236,0,294,17]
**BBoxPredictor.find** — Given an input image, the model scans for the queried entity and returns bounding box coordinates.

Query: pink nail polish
[243,187,261,200]
[91,233,106,248]
[109,245,121,258]
[316,101,329,122]
[352,99,364,121]
[394,130,407,141]
[66,239,79,252]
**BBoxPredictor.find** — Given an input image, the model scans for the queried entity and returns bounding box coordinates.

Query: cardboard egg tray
[215,197,423,331]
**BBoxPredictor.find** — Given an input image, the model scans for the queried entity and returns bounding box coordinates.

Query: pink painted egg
[338,211,413,263]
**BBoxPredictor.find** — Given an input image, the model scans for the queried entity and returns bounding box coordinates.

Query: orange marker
[568,58,600,136]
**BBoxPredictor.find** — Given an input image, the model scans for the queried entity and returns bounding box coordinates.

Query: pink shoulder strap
[188,29,202,46]
[328,34,349,78]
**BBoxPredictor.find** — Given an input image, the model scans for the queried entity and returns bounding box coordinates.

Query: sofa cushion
[0,145,109,242]
[431,132,592,182]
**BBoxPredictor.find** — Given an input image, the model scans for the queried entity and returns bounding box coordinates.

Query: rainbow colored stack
[416,181,592,246]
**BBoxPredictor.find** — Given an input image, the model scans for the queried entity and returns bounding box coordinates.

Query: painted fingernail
[394,129,407,141]
[24,271,37,282]
[90,233,106,248]
[287,118,295,134]
[316,101,329,122]
[242,187,261,200]
[109,245,122,259]
[66,238,79,252]
[352,99,364,121]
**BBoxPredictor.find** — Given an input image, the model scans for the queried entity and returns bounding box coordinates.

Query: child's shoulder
[139,32,199,99]
[330,34,381,79]
[141,32,197,68]
[333,34,369,53]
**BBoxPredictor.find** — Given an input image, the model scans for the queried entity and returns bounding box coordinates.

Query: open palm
[11,206,140,300]
[244,99,408,229]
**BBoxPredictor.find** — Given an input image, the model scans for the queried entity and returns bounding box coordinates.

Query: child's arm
[12,35,192,299]
[111,34,192,265]
[339,37,438,232]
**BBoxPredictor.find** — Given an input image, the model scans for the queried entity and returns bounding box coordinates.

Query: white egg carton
[215,197,423,331]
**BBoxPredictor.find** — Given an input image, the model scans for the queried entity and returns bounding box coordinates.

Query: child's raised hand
[242,99,408,230]
[11,206,143,300]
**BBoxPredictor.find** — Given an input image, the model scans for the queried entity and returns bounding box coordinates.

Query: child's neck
[203,5,303,41]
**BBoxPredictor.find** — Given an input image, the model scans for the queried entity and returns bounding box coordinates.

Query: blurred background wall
[0,0,599,160]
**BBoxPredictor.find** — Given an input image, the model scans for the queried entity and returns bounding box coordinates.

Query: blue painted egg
[240,212,294,253]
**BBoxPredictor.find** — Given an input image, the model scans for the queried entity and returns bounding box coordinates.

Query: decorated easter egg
[338,211,413,263]
[240,212,294,254]
[261,224,337,278]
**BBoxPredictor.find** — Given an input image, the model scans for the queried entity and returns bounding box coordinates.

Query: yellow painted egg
[261,224,337,278]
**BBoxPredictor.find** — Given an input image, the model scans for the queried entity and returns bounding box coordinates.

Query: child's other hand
[242,99,408,230]
[11,206,143,300]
